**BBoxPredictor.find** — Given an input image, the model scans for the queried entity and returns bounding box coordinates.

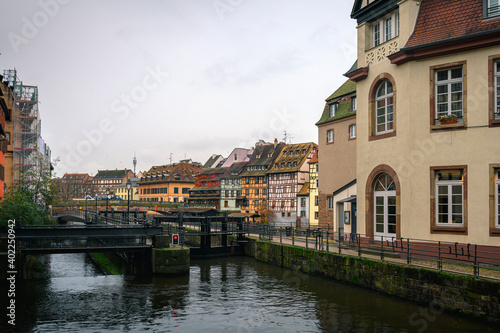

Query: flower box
[440,118,457,125]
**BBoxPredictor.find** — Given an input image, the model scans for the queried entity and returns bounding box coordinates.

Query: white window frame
[385,16,392,41]
[315,179,319,188]
[327,196,333,210]
[329,103,338,117]
[436,175,464,227]
[351,97,357,112]
[372,11,399,47]
[349,124,356,139]
[327,130,334,143]
[488,0,500,17]
[435,67,463,123]
[375,80,394,135]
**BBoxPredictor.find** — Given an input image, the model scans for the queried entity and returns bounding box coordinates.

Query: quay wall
[245,239,500,323]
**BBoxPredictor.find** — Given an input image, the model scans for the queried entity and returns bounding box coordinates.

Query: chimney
[274,138,278,148]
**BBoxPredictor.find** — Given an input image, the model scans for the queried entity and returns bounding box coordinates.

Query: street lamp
[126,179,132,223]
[85,191,88,222]
[106,187,110,224]
[95,192,98,223]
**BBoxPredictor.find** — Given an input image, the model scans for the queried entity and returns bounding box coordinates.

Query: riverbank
[244,239,500,323]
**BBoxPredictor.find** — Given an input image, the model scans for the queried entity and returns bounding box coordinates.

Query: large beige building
[345,0,500,245]
[316,80,357,231]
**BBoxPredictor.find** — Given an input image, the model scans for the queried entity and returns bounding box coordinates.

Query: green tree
[0,156,57,228]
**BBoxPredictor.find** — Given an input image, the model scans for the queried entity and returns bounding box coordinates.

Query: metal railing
[252,225,500,281]
[18,236,150,251]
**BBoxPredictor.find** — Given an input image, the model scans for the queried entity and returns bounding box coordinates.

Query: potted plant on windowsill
[438,114,458,125]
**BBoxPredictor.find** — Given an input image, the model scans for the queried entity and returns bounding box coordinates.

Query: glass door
[374,173,397,241]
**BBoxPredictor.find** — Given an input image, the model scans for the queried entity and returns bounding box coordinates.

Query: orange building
[0,77,13,198]
[139,162,202,202]
[240,140,285,215]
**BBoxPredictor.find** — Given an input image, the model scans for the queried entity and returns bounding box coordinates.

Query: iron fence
[253,225,500,281]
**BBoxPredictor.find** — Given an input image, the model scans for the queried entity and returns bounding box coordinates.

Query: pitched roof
[316,79,356,126]
[308,150,318,164]
[221,161,247,178]
[204,154,224,168]
[297,182,310,196]
[267,142,317,174]
[404,0,500,49]
[94,169,131,180]
[325,79,356,101]
[139,163,201,184]
[241,142,285,177]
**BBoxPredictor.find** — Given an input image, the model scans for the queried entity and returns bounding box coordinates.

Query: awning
[337,195,356,203]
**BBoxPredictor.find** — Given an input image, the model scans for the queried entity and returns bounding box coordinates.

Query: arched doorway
[365,165,401,239]
[373,173,396,239]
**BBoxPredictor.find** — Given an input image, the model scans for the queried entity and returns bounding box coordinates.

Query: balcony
[365,37,400,66]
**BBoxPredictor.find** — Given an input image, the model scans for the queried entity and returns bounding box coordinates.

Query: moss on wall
[152,247,190,275]
[89,253,122,275]
[246,239,500,323]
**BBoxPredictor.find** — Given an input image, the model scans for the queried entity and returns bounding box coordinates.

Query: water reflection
[0,254,496,332]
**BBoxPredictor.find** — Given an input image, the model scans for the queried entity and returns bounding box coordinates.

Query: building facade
[240,140,285,217]
[347,0,500,245]
[138,162,201,202]
[187,167,226,209]
[0,77,14,195]
[220,162,246,212]
[115,176,139,201]
[93,169,134,196]
[267,142,317,226]
[297,182,310,227]
[57,173,94,201]
[220,148,253,168]
[316,79,357,230]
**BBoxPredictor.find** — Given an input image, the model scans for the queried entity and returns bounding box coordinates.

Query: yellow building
[308,150,319,226]
[114,181,139,201]
[346,0,500,245]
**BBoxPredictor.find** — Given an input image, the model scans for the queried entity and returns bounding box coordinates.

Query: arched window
[375,80,394,135]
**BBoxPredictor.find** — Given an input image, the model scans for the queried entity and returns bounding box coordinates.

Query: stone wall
[245,239,500,323]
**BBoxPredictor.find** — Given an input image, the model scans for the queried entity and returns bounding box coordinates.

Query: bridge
[16,224,164,254]
[19,209,250,258]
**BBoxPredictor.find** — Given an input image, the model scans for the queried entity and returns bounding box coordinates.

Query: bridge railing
[18,236,150,251]
[56,209,151,226]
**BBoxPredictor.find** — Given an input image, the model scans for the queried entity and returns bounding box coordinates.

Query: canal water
[1,253,496,332]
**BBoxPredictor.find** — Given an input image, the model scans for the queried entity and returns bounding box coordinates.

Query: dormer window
[329,103,338,117]
[372,11,399,48]
[351,97,357,112]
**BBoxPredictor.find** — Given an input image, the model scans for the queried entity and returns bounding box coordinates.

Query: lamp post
[126,180,131,223]
[85,191,88,222]
[106,187,110,224]
[95,192,98,223]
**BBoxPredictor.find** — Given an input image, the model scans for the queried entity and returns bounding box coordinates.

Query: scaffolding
[3,69,46,183]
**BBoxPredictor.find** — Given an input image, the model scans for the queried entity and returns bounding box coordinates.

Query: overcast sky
[0,0,357,176]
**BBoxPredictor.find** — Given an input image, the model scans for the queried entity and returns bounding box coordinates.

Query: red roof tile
[308,150,318,164]
[405,0,500,49]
